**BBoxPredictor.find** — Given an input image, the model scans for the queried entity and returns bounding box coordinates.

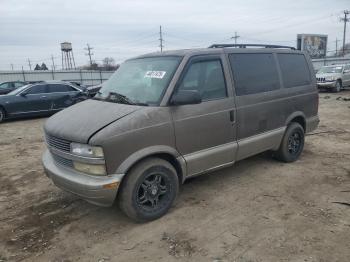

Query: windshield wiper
[106,92,137,105]
[96,91,148,106]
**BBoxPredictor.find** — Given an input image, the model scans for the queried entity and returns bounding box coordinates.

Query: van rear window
[229,53,280,96]
[277,54,311,88]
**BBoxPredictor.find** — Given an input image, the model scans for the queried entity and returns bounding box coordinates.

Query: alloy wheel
[287,132,302,155]
[136,173,169,211]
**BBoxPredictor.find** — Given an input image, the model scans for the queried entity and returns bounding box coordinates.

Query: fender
[115,145,187,181]
[284,111,306,128]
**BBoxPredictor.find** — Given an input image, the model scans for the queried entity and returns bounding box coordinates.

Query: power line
[84,43,94,66]
[159,25,164,52]
[335,38,341,56]
[27,58,32,70]
[340,10,349,55]
[231,32,240,45]
[51,55,56,71]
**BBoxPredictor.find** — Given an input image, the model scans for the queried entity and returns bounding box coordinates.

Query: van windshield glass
[318,66,343,74]
[95,56,181,106]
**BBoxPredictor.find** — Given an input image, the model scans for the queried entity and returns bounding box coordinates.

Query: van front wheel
[118,158,179,222]
[274,122,304,163]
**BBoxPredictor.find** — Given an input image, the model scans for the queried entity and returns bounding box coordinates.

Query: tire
[0,107,5,123]
[118,157,179,222]
[274,122,305,163]
[332,80,342,93]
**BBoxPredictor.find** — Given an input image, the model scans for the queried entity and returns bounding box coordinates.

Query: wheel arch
[115,145,186,184]
[285,112,306,131]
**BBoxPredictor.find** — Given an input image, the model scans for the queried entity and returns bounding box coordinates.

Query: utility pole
[10,64,14,71]
[231,32,240,46]
[340,10,349,56]
[335,38,341,56]
[85,43,94,66]
[159,25,164,52]
[27,59,32,70]
[51,55,56,71]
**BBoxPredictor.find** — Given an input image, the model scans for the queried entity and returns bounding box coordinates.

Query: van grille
[52,153,73,168]
[46,134,71,152]
[317,77,325,82]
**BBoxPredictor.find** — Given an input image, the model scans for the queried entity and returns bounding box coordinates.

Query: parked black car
[0,81,28,95]
[0,81,88,122]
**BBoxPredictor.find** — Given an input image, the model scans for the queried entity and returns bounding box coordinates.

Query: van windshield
[95,56,182,106]
[318,66,343,74]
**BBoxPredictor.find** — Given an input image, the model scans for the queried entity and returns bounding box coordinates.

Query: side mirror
[343,69,350,74]
[170,90,202,106]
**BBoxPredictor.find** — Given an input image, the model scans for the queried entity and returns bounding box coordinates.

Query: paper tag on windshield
[144,71,166,79]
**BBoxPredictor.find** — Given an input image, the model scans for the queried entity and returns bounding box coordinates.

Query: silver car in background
[316,64,350,92]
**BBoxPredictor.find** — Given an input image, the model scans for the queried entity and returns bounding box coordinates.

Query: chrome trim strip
[183,141,237,177]
[185,161,235,180]
[184,141,236,159]
[47,144,105,165]
[236,127,286,161]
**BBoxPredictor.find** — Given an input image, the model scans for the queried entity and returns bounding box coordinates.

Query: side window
[48,84,75,93]
[277,54,311,88]
[0,83,10,89]
[26,84,47,94]
[229,53,280,96]
[14,82,24,87]
[178,59,227,101]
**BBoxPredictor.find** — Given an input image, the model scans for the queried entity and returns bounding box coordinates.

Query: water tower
[60,42,76,70]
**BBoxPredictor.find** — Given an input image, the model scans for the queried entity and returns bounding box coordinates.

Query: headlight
[71,143,104,158]
[326,76,336,81]
[73,162,106,175]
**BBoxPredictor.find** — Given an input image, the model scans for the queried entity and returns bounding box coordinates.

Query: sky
[0,0,349,70]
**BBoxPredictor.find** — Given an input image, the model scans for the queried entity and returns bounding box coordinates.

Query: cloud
[0,0,348,69]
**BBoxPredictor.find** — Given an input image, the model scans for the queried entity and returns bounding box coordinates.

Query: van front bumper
[42,150,124,207]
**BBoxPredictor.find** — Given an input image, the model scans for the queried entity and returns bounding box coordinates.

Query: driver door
[170,55,237,177]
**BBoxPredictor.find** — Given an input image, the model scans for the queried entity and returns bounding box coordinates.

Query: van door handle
[41,95,47,98]
[229,110,235,123]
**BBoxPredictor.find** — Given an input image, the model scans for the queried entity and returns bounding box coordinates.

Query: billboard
[297,34,328,58]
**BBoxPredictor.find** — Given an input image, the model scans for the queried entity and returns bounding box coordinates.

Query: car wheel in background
[0,107,5,123]
[118,157,179,222]
[274,122,305,163]
[332,80,342,93]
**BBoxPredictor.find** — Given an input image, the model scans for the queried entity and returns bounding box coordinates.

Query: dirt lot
[0,91,350,262]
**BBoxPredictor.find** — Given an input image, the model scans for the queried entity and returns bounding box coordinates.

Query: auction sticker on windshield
[144,71,166,79]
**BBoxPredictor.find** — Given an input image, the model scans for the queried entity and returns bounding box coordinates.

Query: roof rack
[208,44,296,50]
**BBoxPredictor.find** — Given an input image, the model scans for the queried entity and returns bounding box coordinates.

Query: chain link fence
[0,70,115,86]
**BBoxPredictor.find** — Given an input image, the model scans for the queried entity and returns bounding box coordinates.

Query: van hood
[44,99,142,143]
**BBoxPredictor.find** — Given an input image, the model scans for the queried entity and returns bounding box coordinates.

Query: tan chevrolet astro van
[42,44,319,222]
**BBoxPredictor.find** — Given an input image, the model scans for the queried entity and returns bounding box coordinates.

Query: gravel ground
[0,91,349,262]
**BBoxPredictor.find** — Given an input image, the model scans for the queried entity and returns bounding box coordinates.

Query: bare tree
[102,57,116,71]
